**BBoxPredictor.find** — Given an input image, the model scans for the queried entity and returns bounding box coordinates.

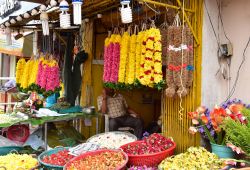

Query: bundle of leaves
[222,109,250,156]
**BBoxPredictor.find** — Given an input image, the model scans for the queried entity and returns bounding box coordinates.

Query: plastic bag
[0,135,21,147]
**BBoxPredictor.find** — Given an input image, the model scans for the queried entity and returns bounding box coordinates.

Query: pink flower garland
[110,43,120,83]
[46,65,60,91]
[103,43,113,82]
[36,61,43,86]
[103,46,109,82]
[40,65,48,89]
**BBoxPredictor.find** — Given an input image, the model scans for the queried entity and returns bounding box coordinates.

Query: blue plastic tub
[0,146,23,156]
[46,93,59,107]
[211,143,235,158]
[38,147,71,170]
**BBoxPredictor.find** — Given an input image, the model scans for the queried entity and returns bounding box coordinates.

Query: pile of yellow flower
[0,153,38,170]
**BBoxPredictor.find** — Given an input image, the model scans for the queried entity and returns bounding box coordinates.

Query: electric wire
[224,37,250,102]
[204,0,223,55]
[215,0,232,44]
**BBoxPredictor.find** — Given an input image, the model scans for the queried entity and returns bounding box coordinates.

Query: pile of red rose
[42,150,75,166]
[121,133,173,155]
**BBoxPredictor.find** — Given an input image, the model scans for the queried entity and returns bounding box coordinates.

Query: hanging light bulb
[5,27,12,45]
[50,0,57,7]
[10,19,16,24]
[120,0,132,24]
[0,25,5,29]
[16,15,23,21]
[72,0,83,25]
[59,0,71,28]
[40,12,50,35]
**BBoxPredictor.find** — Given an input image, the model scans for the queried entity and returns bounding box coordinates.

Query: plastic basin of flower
[120,140,176,167]
[38,147,71,170]
[64,149,128,170]
[0,146,23,156]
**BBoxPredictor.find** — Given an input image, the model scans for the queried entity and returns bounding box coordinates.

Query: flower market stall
[0,0,250,169]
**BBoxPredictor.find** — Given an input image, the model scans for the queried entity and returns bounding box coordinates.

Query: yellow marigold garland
[118,32,130,83]
[153,28,163,84]
[126,34,137,84]
[139,28,163,87]
[28,60,39,86]
[20,60,32,89]
[135,31,144,79]
[139,30,147,85]
[15,58,26,84]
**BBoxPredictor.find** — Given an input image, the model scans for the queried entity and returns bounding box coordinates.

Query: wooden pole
[136,0,194,13]
[175,0,200,45]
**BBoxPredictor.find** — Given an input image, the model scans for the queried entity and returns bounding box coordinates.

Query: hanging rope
[178,0,186,121]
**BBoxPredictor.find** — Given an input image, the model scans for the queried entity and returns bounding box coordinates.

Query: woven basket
[64,149,128,170]
[120,140,176,167]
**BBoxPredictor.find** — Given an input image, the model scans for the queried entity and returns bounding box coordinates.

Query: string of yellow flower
[126,34,137,84]
[135,31,144,80]
[139,28,163,87]
[153,28,163,84]
[20,60,32,89]
[139,30,147,85]
[15,58,26,84]
[118,32,130,83]
[29,60,39,85]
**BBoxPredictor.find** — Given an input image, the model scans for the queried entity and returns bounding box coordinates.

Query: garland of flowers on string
[110,34,121,83]
[16,55,61,98]
[16,58,26,85]
[126,33,136,84]
[118,32,130,84]
[103,30,121,86]
[103,27,164,90]
[139,28,164,89]
[135,31,144,80]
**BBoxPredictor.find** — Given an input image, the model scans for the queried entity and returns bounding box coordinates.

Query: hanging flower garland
[103,27,164,90]
[16,58,26,85]
[20,60,32,89]
[135,31,144,80]
[153,28,163,84]
[110,34,121,83]
[103,37,110,82]
[138,28,164,88]
[126,34,136,84]
[118,32,130,83]
[16,55,61,97]
[28,60,39,86]
[45,60,60,92]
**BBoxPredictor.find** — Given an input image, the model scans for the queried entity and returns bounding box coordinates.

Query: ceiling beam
[20,0,47,4]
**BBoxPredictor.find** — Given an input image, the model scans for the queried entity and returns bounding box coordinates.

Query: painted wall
[220,0,250,102]
[202,0,250,106]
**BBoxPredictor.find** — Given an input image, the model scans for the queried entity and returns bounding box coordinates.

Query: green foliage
[16,83,62,99]
[103,79,165,91]
[222,114,250,156]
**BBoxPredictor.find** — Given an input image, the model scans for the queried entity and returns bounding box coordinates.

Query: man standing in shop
[97,88,143,139]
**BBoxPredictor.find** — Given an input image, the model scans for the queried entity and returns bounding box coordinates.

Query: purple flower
[143,131,150,138]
